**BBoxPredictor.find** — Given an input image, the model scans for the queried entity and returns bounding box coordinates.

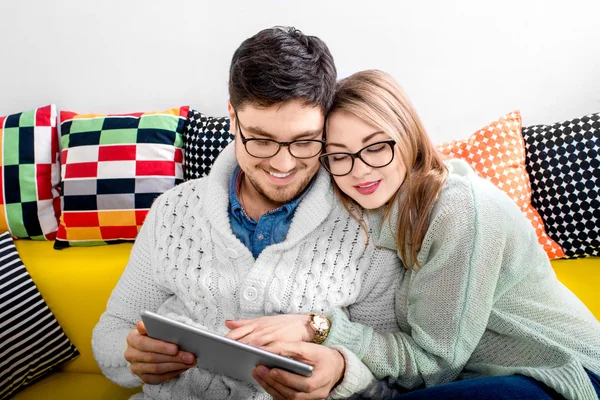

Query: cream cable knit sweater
[326,159,600,400]
[92,143,402,400]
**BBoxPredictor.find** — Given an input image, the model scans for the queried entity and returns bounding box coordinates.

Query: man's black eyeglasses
[234,111,325,159]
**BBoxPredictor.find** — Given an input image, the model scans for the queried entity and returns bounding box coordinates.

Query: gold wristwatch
[308,313,330,344]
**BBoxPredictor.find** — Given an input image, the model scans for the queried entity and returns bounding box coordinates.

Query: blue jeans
[391,370,600,399]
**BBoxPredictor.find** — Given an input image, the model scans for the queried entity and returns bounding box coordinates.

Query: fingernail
[256,366,268,377]
[182,353,194,363]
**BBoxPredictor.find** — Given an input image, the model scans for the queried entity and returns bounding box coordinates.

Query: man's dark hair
[229,26,337,113]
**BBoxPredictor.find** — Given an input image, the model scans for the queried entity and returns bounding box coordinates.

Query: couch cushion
[55,106,189,248]
[438,111,564,259]
[14,240,133,374]
[0,233,79,399]
[0,105,60,240]
[12,372,140,400]
[183,110,233,181]
[522,112,599,258]
[551,257,600,319]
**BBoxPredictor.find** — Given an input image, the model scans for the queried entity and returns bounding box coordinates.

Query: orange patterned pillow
[438,111,564,260]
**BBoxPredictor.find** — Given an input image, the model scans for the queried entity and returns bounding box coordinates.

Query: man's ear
[227,102,236,135]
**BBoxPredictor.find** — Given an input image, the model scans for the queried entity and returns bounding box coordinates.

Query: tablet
[141,310,313,384]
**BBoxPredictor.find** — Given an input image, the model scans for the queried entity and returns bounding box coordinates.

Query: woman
[227,70,600,399]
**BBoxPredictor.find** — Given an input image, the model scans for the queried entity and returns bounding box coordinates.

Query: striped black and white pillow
[0,232,79,398]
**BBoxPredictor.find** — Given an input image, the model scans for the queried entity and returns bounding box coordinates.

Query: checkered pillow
[183,110,233,181]
[54,106,189,249]
[0,232,79,398]
[522,112,599,258]
[0,105,60,240]
[438,111,565,260]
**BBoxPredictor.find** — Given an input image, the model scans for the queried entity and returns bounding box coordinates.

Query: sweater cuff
[327,345,377,399]
[104,364,144,388]
[324,308,373,359]
[92,327,144,388]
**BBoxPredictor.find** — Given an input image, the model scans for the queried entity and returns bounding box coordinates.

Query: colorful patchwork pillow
[0,105,60,240]
[55,106,189,248]
[0,232,79,398]
[438,110,565,260]
[522,112,599,258]
[183,110,233,181]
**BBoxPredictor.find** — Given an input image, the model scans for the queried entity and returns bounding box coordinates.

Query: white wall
[1,0,599,143]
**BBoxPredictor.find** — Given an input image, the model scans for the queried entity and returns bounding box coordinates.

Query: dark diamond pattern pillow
[0,232,79,398]
[522,112,599,258]
[183,110,233,181]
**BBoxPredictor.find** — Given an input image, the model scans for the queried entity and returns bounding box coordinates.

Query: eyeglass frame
[233,110,326,159]
[319,140,397,177]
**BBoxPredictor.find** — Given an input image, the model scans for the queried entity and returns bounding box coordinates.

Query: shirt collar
[228,165,315,220]
[229,166,252,222]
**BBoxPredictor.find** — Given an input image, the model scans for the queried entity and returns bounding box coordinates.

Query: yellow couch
[12,242,140,400]
[10,240,600,400]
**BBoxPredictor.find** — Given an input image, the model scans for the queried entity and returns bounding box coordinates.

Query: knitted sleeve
[91,197,173,387]
[328,247,403,398]
[325,178,510,391]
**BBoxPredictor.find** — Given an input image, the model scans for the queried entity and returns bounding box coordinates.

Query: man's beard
[246,167,316,204]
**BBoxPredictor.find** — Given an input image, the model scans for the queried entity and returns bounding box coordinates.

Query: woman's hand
[252,341,346,400]
[225,314,314,347]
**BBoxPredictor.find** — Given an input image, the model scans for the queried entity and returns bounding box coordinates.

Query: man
[92,26,401,399]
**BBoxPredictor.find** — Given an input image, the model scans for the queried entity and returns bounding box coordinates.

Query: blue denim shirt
[228,166,312,259]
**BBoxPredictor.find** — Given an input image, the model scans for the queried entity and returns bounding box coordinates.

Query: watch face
[313,315,329,330]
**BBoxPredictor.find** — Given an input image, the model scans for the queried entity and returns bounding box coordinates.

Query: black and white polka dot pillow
[183,110,233,181]
[522,112,599,258]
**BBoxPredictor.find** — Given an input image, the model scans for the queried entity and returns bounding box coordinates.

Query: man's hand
[124,321,196,384]
[252,341,345,400]
[225,314,314,347]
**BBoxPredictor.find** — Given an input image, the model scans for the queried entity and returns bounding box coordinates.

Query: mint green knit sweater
[327,159,600,400]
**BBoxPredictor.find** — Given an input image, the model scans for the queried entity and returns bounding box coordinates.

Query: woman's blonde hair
[327,70,447,269]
